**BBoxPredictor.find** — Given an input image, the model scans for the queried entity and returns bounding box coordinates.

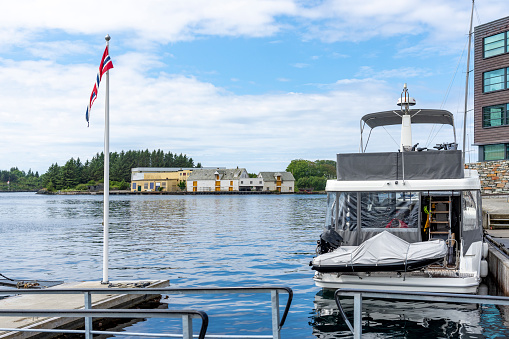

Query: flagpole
[102,34,111,284]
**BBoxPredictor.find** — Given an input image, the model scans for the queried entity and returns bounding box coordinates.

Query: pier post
[84,291,92,339]
[353,292,362,339]
[271,290,281,339]
[182,314,193,339]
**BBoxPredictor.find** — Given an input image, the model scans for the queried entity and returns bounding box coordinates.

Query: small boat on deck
[311,231,447,273]
[311,85,487,294]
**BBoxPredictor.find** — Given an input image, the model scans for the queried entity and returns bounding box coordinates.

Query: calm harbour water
[1,192,508,338]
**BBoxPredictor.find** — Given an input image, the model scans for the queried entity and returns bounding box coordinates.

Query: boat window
[325,192,358,232]
[325,192,336,229]
[360,192,419,229]
[462,190,479,231]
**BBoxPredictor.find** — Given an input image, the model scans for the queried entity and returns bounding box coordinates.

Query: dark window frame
[483,143,507,161]
[483,67,508,93]
[484,31,507,58]
[482,103,508,127]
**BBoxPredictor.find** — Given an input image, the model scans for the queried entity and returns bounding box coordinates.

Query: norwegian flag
[86,46,113,126]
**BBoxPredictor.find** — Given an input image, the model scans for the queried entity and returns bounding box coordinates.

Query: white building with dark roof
[258,172,295,192]
[187,168,249,192]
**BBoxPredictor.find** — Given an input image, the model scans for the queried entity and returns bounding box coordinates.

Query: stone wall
[466,160,509,195]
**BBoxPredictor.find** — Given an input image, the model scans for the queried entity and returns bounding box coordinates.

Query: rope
[382,126,400,148]
[0,273,15,281]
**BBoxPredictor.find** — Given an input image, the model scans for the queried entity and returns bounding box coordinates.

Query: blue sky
[1,0,509,175]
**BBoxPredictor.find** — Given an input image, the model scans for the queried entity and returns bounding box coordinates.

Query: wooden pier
[0,279,169,338]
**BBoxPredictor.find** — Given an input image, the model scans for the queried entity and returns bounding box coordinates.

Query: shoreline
[53,190,325,195]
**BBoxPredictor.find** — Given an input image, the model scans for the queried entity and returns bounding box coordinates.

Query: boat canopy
[361,109,455,129]
[360,109,456,152]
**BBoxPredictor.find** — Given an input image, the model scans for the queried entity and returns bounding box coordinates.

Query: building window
[483,104,507,127]
[484,144,505,161]
[162,182,166,187]
[144,183,148,189]
[132,183,136,189]
[150,182,154,190]
[484,68,507,92]
[484,32,507,58]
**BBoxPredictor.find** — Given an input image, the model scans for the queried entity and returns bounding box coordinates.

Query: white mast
[397,83,416,152]
[462,0,474,165]
[102,34,111,284]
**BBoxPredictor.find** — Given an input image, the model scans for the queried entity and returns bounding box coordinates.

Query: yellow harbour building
[130,167,195,192]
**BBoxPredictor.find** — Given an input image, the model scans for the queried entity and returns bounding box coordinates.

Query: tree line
[0,149,198,192]
[1,154,335,193]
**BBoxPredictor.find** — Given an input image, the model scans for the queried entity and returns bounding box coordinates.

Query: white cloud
[292,63,309,68]
[356,66,433,79]
[0,51,400,173]
[296,0,509,55]
[0,0,297,45]
[1,1,508,58]
[2,1,505,48]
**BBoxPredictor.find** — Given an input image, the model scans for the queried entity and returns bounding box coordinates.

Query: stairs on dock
[488,213,509,229]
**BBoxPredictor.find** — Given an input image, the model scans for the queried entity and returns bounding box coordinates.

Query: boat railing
[334,288,509,339]
[0,286,293,339]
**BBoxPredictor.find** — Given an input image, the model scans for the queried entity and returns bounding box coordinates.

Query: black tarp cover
[337,150,463,181]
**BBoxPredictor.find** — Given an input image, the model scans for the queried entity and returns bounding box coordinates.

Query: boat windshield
[326,191,420,245]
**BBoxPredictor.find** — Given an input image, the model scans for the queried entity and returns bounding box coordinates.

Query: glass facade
[484,32,507,58]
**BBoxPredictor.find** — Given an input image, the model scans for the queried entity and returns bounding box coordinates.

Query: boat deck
[333,269,475,278]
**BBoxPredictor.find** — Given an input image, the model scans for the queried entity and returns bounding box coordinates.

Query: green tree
[287,159,336,191]
[286,160,319,180]
[62,158,79,188]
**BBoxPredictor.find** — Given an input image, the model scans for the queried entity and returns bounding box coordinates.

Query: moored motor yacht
[311,85,487,293]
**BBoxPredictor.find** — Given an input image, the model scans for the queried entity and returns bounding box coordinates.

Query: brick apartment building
[474,16,509,161]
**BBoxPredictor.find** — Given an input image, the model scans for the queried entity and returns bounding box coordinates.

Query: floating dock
[0,279,169,338]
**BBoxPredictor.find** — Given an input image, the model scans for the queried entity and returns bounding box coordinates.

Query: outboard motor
[317,229,343,254]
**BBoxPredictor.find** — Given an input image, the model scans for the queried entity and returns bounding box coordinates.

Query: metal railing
[0,285,292,339]
[0,309,208,339]
[334,288,509,339]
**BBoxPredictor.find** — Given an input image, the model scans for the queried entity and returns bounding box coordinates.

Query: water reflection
[311,285,509,338]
